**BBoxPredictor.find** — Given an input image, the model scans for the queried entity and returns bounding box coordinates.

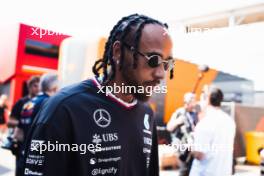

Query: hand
[166,115,185,132]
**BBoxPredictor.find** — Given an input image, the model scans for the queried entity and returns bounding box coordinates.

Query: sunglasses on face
[123,43,175,71]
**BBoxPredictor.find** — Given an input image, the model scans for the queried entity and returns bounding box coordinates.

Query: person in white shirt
[190,87,236,176]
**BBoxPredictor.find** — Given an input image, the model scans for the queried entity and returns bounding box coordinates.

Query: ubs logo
[102,133,118,142]
[92,133,119,144]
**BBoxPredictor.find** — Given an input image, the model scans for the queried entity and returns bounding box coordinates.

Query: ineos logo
[93,109,111,128]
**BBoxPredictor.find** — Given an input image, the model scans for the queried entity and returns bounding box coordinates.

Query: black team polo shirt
[22,77,159,176]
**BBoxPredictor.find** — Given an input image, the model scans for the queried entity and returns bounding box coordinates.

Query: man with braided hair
[22,14,174,176]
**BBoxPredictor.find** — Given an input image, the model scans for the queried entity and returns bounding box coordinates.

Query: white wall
[171,22,264,91]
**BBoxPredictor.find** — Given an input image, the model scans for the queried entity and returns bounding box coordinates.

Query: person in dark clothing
[0,94,8,126]
[0,94,8,139]
[0,94,9,152]
[15,73,58,176]
[8,76,40,128]
[22,14,175,176]
[1,76,40,176]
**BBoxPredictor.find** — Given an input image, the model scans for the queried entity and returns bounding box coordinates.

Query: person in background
[190,87,236,176]
[1,76,40,176]
[167,92,198,176]
[0,94,8,125]
[0,94,9,138]
[197,84,210,121]
[8,76,40,129]
[15,73,58,176]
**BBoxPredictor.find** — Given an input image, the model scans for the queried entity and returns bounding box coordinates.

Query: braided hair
[92,14,174,85]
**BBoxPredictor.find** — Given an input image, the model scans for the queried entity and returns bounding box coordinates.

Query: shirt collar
[92,77,138,109]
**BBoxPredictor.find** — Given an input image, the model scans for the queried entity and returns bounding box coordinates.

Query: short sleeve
[10,99,24,120]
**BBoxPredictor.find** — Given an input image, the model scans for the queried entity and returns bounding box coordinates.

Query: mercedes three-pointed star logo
[93,109,111,128]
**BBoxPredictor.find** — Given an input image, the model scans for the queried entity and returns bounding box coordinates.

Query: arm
[7,117,19,127]
[22,104,72,176]
[8,99,23,127]
[166,111,185,132]
[149,121,159,176]
[192,151,205,161]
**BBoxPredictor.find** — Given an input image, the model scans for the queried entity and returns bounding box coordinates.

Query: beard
[121,62,160,102]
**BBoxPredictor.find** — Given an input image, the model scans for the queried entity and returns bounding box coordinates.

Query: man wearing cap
[167,92,198,176]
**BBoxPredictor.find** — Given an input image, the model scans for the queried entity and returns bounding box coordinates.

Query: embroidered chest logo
[93,109,111,128]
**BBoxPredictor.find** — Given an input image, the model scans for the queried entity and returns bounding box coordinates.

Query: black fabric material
[22,79,159,176]
[11,96,31,120]
[0,106,6,124]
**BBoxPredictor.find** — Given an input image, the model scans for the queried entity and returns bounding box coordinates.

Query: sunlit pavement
[0,147,260,176]
[0,148,15,176]
[160,165,260,176]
